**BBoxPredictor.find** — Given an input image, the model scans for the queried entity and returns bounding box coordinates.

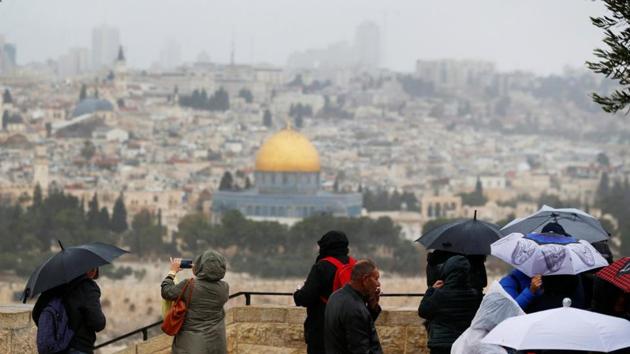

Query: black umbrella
[22,241,128,303]
[416,210,502,255]
[500,206,609,243]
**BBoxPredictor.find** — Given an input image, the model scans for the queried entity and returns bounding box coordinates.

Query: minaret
[33,146,49,191]
[114,46,127,96]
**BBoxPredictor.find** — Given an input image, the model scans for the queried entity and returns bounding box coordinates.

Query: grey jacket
[161,250,230,354]
[324,284,383,354]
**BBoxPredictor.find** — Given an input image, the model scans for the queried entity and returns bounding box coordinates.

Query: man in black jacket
[324,259,383,354]
[294,231,352,354]
[418,255,483,354]
[33,268,106,354]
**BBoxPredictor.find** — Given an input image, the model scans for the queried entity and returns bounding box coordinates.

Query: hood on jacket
[193,249,226,281]
[317,230,349,260]
[442,255,471,288]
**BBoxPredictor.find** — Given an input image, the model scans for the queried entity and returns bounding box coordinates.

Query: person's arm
[161,276,189,301]
[500,272,541,309]
[344,308,375,354]
[80,281,106,332]
[418,288,439,320]
[293,263,323,307]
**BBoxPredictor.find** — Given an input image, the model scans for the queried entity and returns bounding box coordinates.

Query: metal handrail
[93,291,424,350]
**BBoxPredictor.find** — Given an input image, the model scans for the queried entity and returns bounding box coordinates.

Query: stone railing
[117,306,428,354]
[0,304,37,353]
[0,305,427,353]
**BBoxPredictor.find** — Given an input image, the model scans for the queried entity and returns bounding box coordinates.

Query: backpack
[319,256,356,303]
[36,297,74,354]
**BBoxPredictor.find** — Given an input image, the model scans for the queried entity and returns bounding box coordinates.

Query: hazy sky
[0,0,608,75]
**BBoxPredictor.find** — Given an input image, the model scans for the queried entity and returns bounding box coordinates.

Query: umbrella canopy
[481,300,630,352]
[500,205,609,243]
[596,257,630,293]
[416,211,502,255]
[490,232,608,277]
[22,241,128,302]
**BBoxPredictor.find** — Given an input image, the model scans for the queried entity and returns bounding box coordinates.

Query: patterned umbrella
[490,232,608,277]
[596,257,630,293]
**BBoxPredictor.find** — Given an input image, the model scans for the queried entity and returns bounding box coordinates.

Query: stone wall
[0,304,427,354]
[120,306,428,354]
[0,304,37,354]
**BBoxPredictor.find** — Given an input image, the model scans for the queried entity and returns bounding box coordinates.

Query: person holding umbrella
[32,268,106,354]
[23,241,128,354]
[417,211,501,293]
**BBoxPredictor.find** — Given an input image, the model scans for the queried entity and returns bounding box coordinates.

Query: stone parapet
[122,306,428,354]
[0,304,37,354]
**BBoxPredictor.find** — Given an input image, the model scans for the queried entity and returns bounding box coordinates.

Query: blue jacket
[499,269,540,310]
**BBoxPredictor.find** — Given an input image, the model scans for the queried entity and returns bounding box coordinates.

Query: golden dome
[255,128,321,172]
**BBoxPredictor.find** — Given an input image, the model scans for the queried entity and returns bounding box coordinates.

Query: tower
[33,146,49,190]
[114,46,127,97]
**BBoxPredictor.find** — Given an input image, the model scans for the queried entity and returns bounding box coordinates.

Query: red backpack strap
[319,256,354,304]
[320,256,345,269]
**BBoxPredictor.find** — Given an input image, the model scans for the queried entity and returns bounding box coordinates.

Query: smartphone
[180,259,193,269]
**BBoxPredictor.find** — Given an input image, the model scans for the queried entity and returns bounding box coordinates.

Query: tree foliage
[175,210,421,277]
[179,88,230,111]
[587,0,630,113]
[238,88,254,103]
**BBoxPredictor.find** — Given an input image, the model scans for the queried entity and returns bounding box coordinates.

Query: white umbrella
[482,299,630,352]
[491,232,608,277]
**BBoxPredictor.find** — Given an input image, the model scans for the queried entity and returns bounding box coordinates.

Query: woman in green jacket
[162,250,230,354]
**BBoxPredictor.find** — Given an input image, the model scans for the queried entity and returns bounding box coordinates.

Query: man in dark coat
[418,255,483,354]
[324,259,383,354]
[33,268,106,354]
[294,230,352,354]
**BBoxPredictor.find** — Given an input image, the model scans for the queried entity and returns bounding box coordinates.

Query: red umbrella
[596,257,630,293]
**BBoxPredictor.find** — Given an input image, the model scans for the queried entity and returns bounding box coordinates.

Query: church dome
[72,98,114,118]
[255,128,320,172]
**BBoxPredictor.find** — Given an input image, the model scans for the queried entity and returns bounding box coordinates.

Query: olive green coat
[161,250,230,354]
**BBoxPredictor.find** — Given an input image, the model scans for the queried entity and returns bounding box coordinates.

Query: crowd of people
[29,222,629,354]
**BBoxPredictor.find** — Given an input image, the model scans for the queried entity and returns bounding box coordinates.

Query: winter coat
[293,231,351,354]
[161,250,230,354]
[499,269,540,310]
[324,284,383,354]
[33,276,106,354]
[418,255,483,350]
[426,250,487,291]
[451,281,524,354]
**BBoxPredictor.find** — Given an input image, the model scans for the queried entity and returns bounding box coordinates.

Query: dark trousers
[430,347,451,354]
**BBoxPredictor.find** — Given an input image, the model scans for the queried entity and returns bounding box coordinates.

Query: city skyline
[0,0,608,75]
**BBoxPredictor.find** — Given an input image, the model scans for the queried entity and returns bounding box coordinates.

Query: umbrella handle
[22,288,30,304]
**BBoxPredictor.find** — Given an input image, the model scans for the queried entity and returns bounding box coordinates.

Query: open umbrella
[481,299,630,352]
[22,241,128,302]
[596,257,630,293]
[490,232,608,277]
[500,205,609,243]
[416,210,502,255]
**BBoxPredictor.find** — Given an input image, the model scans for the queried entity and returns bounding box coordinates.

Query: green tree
[238,88,254,103]
[86,193,100,228]
[596,152,610,166]
[81,140,96,162]
[111,194,128,233]
[263,109,272,127]
[128,209,164,257]
[79,84,87,101]
[32,184,43,210]
[3,88,13,104]
[98,207,110,230]
[587,0,630,113]
[219,171,234,191]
